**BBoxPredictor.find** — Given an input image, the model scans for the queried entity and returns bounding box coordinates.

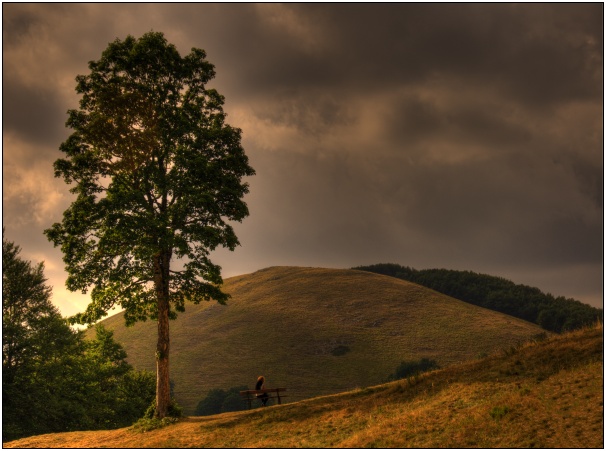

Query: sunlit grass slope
[5,325,602,448]
[88,266,545,414]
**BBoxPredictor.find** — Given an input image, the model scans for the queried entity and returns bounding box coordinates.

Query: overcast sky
[3,3,603,317]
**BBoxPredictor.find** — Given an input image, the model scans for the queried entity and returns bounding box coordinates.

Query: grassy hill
[86,266,546,414]
[355,263,602,332]
[5,324,602,448]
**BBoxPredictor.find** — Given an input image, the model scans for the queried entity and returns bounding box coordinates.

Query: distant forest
[355,263,602,333]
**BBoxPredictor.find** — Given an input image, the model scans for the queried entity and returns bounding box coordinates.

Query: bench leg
[277,392,281,405]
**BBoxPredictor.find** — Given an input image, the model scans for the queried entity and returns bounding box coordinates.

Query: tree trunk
[154,251,171,418]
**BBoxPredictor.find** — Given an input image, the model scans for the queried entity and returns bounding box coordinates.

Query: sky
[2,3,603,317]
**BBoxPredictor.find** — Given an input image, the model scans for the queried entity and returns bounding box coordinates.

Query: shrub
[131,416,180,433]
[388,358,440,381]
[194,386,249,416]
[331,345,351,356]
[194,389,227,416]
[222,390,248,412]
[132,398,182,433]
[143,398,183,419]
[489,405,510,420]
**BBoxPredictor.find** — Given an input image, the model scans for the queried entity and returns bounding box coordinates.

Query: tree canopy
[3,230,61,387]
[45,31,254,417]
[2,233,155,441]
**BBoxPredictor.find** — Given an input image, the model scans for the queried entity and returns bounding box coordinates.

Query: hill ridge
[355,263,602,332]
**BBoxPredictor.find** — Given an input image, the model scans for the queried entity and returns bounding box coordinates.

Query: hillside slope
[89,266,546,414]
[6,325,602,448]
[355,263,602,332]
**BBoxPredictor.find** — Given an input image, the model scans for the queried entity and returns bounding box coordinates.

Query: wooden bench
[239,388,287,409]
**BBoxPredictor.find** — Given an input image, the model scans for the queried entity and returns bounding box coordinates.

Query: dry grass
[6,323,602,448]
[89,266,547,413]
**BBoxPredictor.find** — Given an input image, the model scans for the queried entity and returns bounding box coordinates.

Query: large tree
[45,32,254,418]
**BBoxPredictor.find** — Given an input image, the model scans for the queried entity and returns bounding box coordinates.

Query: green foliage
[195,389,227,416]
[222,389,248,412]
[387,358,440,382]
[131,416,180,433]
[331,345,351,356]
[2,229,68,385]
[489,405,511,420]
[3,232,82,440]
[80,325,156,429]
[355,263,602,333]
[116,369,157,420]
[194,386,249,416]
[143,398,183,419]
[2,236,155,441]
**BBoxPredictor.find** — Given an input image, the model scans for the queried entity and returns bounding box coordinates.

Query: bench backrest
[240,388,286,395]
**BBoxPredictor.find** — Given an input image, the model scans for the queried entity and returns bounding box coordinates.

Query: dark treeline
[354,263,602,333]
[3,234,155,442]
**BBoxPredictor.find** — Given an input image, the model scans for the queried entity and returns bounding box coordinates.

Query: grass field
[6,324,602,448]
[89,266,547,413]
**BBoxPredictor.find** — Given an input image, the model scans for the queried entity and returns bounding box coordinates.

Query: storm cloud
[2,3,603,315]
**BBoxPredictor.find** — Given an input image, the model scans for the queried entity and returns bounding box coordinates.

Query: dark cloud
[2,4,43,45]
[569,158,604,209]
[446,107,533,148]
[2,81,68,145]
[385,95,533,150]
[252,92,354,136]
[387,96,445,146]
[2,3,602,314]
[244,4,603,105]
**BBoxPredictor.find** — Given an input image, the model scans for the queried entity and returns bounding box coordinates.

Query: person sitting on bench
[256,376,269,406]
